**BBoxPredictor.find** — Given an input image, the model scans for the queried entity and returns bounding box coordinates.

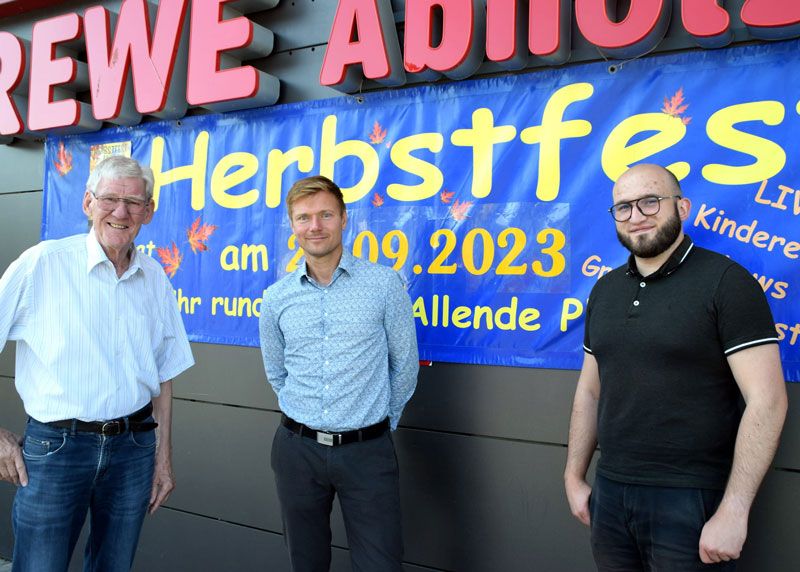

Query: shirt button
[633,300,640,306]
[324,385,329,390]
[324,336,328,340]
[640,282,646,288]
[325,360,329,365]
[323,409,328,414]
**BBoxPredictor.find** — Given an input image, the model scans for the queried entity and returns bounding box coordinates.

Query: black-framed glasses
[91,191,150,215]
[608,195,682,222]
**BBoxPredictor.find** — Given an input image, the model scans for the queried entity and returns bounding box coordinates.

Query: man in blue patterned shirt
[259,175,419,572]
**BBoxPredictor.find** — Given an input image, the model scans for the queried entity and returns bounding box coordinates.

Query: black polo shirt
[584,235,779,489]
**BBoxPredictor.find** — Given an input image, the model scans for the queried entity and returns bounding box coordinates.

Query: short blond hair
[285,175,345,218]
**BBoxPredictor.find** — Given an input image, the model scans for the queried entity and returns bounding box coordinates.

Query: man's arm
[564,352,601,526]
[149,380,175,514]
[258,291,287,396]
[699,343,787,564]
[384,274,419,430]
[0,250,32,487]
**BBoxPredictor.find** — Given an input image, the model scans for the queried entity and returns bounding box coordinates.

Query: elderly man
[565,163,787,571]
[260,175,419,572]
[0,155,194,572]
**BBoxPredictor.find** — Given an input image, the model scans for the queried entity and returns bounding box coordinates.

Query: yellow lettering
[265,146,315,208]
[703,101,786,185]
[601,113,689,181]
[520,82,594,201]
[211,152,259,209]
[387,133,444,201]
[320,114,379,204]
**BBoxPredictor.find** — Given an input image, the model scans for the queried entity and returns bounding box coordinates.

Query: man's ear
[82,190,93,219]
[678,197,692,222]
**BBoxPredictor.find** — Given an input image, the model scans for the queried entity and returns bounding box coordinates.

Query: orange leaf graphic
[186,216,218,253]
[371,192,384,207]
[54,141,73,176]
[449,199,473,221]
[369,121,387,144]
[440,189,455,204]
[156,242,182,278]
[661,87,689,117]
[681,116,692,126]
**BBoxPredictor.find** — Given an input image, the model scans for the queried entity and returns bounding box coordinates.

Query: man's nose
[629,203,647,223]
[111,199,129,216]
[309,216,322,229]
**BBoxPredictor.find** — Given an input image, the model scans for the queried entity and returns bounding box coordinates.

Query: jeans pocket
[22,433,67,459]
[129,427,157,448]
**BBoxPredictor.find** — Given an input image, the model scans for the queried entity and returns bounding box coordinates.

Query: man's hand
[0,427,27,486]
[698,505,748,564]
[565,475,592,526]
[148,454,175,514]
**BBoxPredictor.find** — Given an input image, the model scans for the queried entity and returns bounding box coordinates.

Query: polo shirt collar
[85,229,143,277]
[626,235,694,279]
[298,249,355,285]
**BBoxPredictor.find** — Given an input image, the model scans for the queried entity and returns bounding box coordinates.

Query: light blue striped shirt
[0,231,194,422]
[259,250,419,432]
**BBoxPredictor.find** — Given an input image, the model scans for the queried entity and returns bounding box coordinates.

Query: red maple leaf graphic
[681,116,692,126]
[186,216,218,253]
[54,141,73,176]
[440,189,455,204]
[372,193,384,207]
[662,87,689,117]
[156,243,182,278]
[369,121,387,144]
[449,199,473,221]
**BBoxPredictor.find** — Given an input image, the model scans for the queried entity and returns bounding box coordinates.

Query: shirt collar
[626,234,694,280]
[85,229,142,277]
[298,249,355,285]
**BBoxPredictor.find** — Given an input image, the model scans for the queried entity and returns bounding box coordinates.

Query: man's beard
[616,210,682,258]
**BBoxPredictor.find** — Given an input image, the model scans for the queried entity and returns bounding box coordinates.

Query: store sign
[42,40,800,381]
[0,0,278,136]
[321,0,800,90]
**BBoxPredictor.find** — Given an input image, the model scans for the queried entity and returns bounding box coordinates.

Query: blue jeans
[590,474,736,572]
[11,418,156,572]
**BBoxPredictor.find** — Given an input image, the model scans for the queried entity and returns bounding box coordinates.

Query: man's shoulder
[263,269,301,299]
[347,255,402,287]
[20,233,86,264]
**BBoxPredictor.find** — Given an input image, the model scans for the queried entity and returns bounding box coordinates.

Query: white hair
[86,156,155,200]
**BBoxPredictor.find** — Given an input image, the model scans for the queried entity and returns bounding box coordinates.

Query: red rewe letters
[404,0,486,80]
[187,0,279,112]
[741,0,800,40]
[320,0,405,91]
[28,13,100,133]
[575,0,671,59]
[0,32,25,135]
[681,0,732,49]
[84,0,189,124]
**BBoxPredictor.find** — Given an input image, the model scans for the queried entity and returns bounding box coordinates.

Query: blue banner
[43,40,800,381]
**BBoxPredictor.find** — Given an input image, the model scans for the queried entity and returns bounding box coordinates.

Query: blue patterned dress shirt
[259,250,419,432]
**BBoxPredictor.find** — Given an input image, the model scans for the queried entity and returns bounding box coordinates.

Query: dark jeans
[12,418,156,572]
[590,474,736,572]
[271,424,403,572]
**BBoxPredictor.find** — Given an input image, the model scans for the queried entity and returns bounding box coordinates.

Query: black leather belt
[282,414,388,447]
[46,403,157,436]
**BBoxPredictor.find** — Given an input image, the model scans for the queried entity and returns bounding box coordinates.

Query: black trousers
[271,424,403,572]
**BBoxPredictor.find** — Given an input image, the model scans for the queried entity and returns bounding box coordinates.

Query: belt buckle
[316,432,337,446]
[101,421,122,436]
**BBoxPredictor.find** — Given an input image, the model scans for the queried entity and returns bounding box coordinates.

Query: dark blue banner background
[43,40,800,381]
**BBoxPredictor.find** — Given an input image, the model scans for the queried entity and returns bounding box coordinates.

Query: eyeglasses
[608,195,682,222]
[91,192,150,215]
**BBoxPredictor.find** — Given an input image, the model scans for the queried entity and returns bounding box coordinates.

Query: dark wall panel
[0,142,43,195]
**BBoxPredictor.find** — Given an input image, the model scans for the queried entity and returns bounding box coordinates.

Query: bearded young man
[564,163,787,571]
